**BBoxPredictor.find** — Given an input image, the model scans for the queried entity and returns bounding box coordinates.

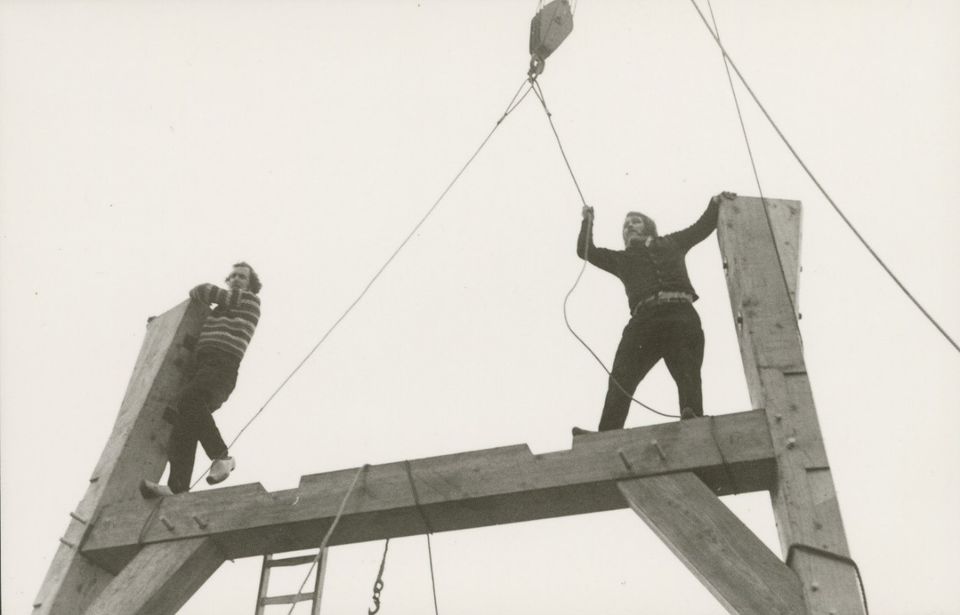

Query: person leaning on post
[140,262,262,497]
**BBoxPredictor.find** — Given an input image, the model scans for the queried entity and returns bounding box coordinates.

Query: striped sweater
[189,284,261,361]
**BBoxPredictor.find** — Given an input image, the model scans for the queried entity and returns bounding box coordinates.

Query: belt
[632,291,694,315]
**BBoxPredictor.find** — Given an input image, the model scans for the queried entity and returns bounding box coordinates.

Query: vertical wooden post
[717,197,866,614]
[32,300,208,615]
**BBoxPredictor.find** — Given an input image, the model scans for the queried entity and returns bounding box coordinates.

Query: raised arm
[670,191,735,251]
[576,206,620,275]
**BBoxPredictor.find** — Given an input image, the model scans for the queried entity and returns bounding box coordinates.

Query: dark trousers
[598,302,705,431]
[167,350,238,493]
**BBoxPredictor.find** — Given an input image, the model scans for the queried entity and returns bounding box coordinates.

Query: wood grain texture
[85,537,224,615]
[33,300,208,615]
[620,473,805,615]
[83,411,776,570]
[718,198,866,614]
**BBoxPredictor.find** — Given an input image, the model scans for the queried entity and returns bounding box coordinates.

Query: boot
[140,479,174,498]
[206,456,236,485]
[680,407,700,420]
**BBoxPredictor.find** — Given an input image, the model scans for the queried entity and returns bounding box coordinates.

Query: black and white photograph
[2,1,958,613]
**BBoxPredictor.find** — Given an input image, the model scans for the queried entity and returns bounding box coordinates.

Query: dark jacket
[576,201,719,313]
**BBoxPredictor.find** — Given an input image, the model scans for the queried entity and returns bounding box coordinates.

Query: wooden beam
[763,198,802,315]
[718,198,866,614]
[85,537,225,615]
[32,300,208,615]
[82,410,776,571]
[619,473,805,615]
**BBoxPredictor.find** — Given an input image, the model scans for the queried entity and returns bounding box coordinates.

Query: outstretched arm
[670,191,736,251]
[576,205,620,275]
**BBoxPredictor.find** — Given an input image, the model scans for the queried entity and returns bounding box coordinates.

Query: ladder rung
[265,554,319,568]
[260,592,315,606]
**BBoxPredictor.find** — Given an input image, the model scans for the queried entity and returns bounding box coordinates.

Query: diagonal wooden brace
[85,537,225,615]
[619,473,805,615]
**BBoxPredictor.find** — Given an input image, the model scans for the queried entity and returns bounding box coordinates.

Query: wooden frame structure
[33,197,866,614]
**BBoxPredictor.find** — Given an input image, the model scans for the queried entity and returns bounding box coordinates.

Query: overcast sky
[2,1,959,614]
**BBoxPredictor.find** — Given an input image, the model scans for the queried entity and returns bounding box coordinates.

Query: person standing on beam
[141,262,262,497]
[575,192,735,431]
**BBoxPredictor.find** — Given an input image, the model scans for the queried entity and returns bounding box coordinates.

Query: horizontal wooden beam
[83,410,775,572]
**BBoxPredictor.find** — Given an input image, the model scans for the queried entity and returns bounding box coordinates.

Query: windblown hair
[229,261,262,294]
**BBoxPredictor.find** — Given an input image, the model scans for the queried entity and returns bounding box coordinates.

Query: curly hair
[229,261,262,294]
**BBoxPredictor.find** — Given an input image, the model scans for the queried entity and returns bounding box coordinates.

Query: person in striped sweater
[141,262,262,497]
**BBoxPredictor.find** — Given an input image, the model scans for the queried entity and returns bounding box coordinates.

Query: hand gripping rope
[529,78,677,419]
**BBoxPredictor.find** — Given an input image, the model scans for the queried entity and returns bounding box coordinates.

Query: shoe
[206,456,236,485]
[680,407,700,420]
[140,479,174,498]
[572,426,595,436]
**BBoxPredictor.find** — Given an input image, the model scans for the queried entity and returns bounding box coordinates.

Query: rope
[404,460,441,615]
[702,0,802,338]
[704,0,765,208]
[786,543,870,613]
[696,13,868,608]
[286,464,368,615]
[136,498,165,546]
[687,0,960,355]
[530,79,675,419]
[187,78,535,488]
[708,414,739,495]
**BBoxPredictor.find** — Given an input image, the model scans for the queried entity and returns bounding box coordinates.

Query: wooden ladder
[254,549,328,615]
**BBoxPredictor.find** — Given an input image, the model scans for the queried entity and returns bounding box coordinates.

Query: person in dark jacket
[577,192,735,430]
[141,262,262,497]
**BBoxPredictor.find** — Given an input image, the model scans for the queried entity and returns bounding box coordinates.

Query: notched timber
[33,299,208,615]
[719,197,864,613]
[83,411,775,571]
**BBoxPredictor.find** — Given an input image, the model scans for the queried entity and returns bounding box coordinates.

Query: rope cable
[530,79,675,418]
[687,0,960,355]
[701,0,802,337]
[404,460,441,615]
[704,0,765,202]
[188,78,535,488]
[286,464,367,615]
[708,414,739,495]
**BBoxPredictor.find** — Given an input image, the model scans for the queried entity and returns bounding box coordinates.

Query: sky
[1,1,959,614]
